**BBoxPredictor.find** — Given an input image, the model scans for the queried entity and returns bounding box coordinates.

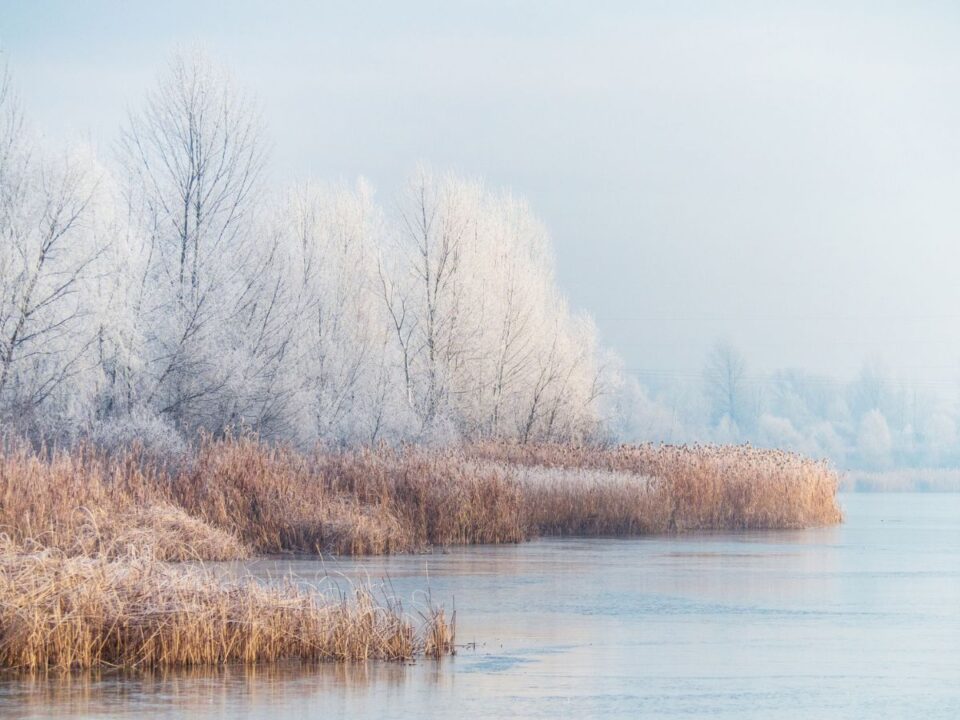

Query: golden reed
[0,436,842,559]
[0,539,452,671]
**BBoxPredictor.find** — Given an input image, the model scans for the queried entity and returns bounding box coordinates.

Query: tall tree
[280,180,398,444]
[378,165,479,433]
[119,50,267,431]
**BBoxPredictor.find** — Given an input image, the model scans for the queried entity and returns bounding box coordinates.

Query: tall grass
[0,444,247,560]
[0,538,453,671]
[0,437,842,562]
[468,442,844,530]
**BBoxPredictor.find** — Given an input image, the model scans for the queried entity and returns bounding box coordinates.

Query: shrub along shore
[0,436,841,671]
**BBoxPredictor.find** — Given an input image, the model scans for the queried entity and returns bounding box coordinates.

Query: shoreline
[0,437,841,671]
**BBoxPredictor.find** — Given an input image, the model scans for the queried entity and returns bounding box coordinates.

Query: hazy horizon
[4,1,960,389]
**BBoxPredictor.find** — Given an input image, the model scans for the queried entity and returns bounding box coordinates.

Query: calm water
[3,493,959,719]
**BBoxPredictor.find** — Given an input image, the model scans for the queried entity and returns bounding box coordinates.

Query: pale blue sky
[3,1,960,386]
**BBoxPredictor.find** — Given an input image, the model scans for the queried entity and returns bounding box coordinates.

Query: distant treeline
[613,343,960,471]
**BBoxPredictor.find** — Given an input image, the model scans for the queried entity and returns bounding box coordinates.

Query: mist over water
[3,494,959,719]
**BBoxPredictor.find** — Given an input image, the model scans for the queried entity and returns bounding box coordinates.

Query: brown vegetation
[0,539,452,671]
[0,444,246,561]
[468,442,844,531]
[0,437,842,561]
[0,436,839,671]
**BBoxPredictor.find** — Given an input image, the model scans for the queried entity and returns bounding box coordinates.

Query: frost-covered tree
[0,63,109,434]
[377,166,480,433]
[0,51,616,450]
[857,408,893,469]
[119,50,267,433]
[377,166,601,442]
[277,180,405,444]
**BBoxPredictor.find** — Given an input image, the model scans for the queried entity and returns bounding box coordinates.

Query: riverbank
[0,437,840,671]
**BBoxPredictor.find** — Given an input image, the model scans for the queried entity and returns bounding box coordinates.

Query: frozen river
[3,493,959,719]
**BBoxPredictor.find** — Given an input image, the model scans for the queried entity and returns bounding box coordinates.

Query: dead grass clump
[317,501,412,556]
[80,505,250,561]
[0,443,248,561]
[0,539,453,671]
[423,607,455,659]
[316,450,526,549]
[511,465,672,535]
[169,436,326,554]
[468,442,843,530]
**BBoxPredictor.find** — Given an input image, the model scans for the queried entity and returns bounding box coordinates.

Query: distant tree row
[0,52,604,449]
[610,341,960,470]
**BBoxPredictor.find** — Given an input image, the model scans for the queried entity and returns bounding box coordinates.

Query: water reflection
[0,662,452,719]
[3,494,960,719]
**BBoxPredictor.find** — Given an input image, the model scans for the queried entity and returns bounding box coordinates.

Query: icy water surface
[3,493,959,719]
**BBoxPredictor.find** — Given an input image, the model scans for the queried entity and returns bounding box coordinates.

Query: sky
[3,1,960,390]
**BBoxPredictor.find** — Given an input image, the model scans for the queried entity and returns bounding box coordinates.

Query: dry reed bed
[467,442,843,531]
[0,438,842,562]
[509,465,667,535]
[0,438,838,671]
[0,539,454,672]
[0,445,246,561]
